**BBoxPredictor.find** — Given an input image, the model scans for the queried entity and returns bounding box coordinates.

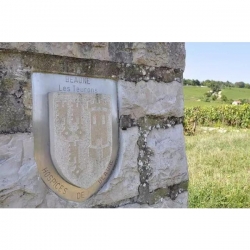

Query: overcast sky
[184,43,250,83]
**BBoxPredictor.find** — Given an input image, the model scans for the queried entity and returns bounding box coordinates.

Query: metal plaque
[32,73,118,202]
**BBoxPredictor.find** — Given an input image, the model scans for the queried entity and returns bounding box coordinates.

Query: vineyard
[184,104,250,135]
[183,85,250,207]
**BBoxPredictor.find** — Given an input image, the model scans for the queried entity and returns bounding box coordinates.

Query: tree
[245,83,250,89]
[221,94,228,102]
[235,82,245,88]
[193,79,201,86]
[210,82,221,93]
[183,79,201,86]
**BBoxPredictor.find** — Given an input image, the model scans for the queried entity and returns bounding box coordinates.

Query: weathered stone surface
[0,128,140,208]
[0,42,185,70]
[119,191,188,208]
[0,56,31,133]
[118,80,184,120]
[0,42,188,208]
[131,42,185,70]
[0,51,183,134]
[0,128,188,208]
[94,127,140,204]
[0,134,47,207]
[147,125,188,192]
[38,128,140,208]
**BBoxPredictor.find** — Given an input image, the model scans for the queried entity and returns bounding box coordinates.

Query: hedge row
[184,104,250,135]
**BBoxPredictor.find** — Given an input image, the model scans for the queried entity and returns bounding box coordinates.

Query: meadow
[183,86,250,208]
[184,86,250,107]
[186,128,250,208]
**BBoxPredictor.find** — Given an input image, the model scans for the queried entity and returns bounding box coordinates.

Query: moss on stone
[0,78,15,93]
[0,50,183,133]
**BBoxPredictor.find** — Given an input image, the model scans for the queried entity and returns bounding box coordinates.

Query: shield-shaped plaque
[49,92,113,188]
[32,73,118,202]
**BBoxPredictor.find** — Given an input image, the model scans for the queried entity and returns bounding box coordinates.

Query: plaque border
[32,73,119,202]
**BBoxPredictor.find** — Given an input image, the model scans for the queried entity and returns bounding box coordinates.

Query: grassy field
[184,86,250,207]
[186,128,250,208]
[184,86,250,107]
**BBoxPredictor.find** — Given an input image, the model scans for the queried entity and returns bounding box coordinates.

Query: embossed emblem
[32,73,118,202]
[49,92,112,188]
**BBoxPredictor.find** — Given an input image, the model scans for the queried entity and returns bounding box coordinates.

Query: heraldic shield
[32,73,119,202]
[49,92,113,189]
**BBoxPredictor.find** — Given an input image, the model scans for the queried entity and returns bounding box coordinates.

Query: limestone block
[119,192,188,208]
[0,56,31,133]
[147,125,188,192]
[38,190,71,208]
[0,42,185,70]
[0,126,188,208]
[131,42,185,70]
[0,134,47,208]
[0,42,188,208]
[118,80,184,119]
[92,127,140,204]
[0,42,110,63]
[149,192,188,208]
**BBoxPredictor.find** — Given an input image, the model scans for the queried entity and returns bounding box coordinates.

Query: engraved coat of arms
[49,92,112,188]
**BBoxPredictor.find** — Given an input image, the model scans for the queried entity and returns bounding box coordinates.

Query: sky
[184,43,250,83]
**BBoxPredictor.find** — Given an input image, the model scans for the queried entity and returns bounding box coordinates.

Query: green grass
[186,128,250,208]
[223,88,250,100]
[184,86,209,107]
[184,86,250,107]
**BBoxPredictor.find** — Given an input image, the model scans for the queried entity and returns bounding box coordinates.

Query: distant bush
[184,104,250,135]
[211,95,217,101]
[221,94,228,102]
[204,92,212,98]
[239,99,250,104]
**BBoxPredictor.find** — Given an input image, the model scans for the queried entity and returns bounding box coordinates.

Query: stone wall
[0,42,188,208]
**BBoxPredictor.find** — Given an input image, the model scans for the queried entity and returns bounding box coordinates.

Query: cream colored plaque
[32,73,118,202]
[49,92,112,188]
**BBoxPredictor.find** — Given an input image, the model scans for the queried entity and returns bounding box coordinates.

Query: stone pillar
[0,42,188,208]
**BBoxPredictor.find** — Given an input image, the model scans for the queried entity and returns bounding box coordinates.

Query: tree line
[184,79,250,89]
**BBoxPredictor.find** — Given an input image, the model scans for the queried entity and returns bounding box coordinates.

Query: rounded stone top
[0,42,185,70]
